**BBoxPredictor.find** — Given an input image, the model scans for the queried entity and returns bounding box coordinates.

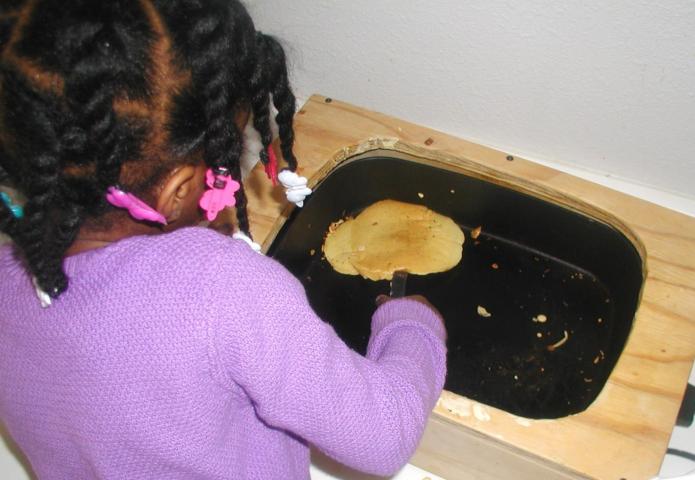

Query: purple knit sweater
[0,227,447,480]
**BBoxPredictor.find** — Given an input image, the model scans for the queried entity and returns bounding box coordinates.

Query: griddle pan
[269,153,643,419]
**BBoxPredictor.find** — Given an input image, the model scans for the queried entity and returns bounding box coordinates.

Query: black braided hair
[250,33,273,168]
[0,0,299,298]
[251,33,297,172]
[264,35,297,172]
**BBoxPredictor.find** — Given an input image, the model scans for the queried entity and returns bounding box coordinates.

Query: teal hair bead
[0,192,24,219]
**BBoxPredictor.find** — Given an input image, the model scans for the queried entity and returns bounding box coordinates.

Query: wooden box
[245,95,695,480]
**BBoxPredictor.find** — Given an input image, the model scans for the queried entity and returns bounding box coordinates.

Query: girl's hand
[375,294,441,314]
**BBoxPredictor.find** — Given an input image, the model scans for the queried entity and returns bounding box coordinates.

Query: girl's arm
[209,252,447,476]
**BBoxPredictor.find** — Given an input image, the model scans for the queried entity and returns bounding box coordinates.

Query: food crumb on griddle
[417,192,425,199]
[470,226,482,239]
[477,306,492,318]
[547,330,569,351]
[533,314,548,323]
[491,263,499,269]
[309,249,316,256]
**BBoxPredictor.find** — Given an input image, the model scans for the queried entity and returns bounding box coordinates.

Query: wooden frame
[244,95,695,480]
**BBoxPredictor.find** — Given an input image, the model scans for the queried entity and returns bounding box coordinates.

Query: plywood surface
[244,95,695,480]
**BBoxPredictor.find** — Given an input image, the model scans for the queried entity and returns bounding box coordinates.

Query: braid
[1,0,301,300]
[231,160,250,236]
[250,33,298,172]
[64,30,129,201]
[165,0,252,235]
[0,153,20,239]
[2,64,65,295]
[249,33,272,166]
[262,35,297,171]
[0,204,19,240]
[0,4,24,244]
[0,0,151,297]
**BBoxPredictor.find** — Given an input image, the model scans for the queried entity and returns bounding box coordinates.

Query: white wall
[247,0,695,200]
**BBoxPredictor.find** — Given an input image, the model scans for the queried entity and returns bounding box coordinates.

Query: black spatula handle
[390,270,408,298]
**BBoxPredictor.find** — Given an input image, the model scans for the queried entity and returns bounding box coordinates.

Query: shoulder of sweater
[153,228,300,286]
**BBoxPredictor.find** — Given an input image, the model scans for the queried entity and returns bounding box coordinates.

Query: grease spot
[473,403,491,422]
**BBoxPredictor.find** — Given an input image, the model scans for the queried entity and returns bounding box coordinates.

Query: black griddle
[269,154,643,419]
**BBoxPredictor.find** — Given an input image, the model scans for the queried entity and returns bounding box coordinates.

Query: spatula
[390,270,408,298]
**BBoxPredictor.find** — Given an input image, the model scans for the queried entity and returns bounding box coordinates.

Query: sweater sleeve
[209,252,447,476]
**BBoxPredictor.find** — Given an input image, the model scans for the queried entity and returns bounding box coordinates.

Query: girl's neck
[66,214,164,256]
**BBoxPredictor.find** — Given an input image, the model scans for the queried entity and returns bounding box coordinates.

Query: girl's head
[0,0,298,298]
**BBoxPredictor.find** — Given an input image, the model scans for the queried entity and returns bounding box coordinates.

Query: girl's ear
[155,165,199,224]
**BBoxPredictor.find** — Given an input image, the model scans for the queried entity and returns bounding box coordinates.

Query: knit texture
[0,227,447,480]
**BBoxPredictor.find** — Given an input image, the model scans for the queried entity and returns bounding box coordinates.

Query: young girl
[0,1,447,479]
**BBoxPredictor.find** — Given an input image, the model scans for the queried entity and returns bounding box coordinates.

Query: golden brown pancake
[323,199,465,280]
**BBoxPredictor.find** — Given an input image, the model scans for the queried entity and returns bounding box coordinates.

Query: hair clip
[264,146,279,186]
[278,169,312,208]
[199,167,240,222]
[1,191,24,219]
[232,231,262,253]
[32,277,52,308]
[106,186,167,225]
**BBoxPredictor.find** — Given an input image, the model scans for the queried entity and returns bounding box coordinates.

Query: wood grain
[244,95,695,480]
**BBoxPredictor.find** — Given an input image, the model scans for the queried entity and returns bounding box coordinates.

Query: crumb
[417,192,425,199]
[533,314,548,323]
[514,375,519,380]
[593,356,600,364]
[477,306,492,318]
[491,263,499,269]
[425,137,434,146]
[584,378,593,383]
[470,226,482,239]
[597,317,603,324]
[328,219,346,233]
[450,189,455,194]
[309,249,316,256]
[536,332,543,338]
[547,330,569,352]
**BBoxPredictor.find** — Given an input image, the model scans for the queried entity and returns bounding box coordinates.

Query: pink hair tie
[106,186,167,225]
[199,167,240,222]
[264,145,279,186]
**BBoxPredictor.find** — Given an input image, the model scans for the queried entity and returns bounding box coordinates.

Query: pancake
[322,199,465,281]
